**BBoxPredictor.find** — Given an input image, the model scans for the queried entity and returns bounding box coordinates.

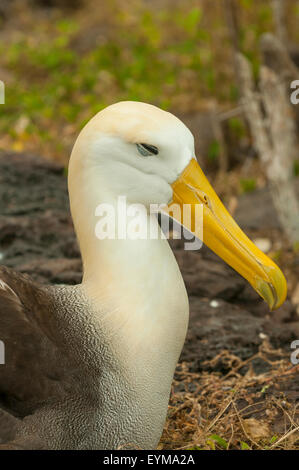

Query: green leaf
[208,434,228,450]
[240,441,251,450]
[206,439,215,450]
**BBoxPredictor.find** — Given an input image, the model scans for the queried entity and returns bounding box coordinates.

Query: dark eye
[136,143,159,157]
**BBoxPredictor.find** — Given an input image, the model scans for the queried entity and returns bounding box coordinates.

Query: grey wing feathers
[0,267,69,429]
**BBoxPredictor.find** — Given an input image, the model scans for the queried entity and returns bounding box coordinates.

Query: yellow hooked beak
[166,159,287,310]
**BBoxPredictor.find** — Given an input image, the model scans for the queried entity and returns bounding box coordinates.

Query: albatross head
[69,101,287,310]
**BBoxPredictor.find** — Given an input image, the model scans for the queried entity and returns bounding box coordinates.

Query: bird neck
[68,162,188,340]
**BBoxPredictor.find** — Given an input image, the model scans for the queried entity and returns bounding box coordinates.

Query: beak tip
[256,265,287,311]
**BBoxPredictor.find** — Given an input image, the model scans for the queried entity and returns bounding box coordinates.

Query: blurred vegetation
[0,0,299,164]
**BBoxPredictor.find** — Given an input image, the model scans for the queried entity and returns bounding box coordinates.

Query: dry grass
[160,340,299,450]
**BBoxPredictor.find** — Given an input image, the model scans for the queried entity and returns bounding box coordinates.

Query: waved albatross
[0,101,287,450]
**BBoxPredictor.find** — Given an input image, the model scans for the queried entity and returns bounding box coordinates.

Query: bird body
[0,101,287,449]
[0,236,188,449]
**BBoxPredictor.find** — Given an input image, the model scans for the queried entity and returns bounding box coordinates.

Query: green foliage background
[0,0,298,160]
